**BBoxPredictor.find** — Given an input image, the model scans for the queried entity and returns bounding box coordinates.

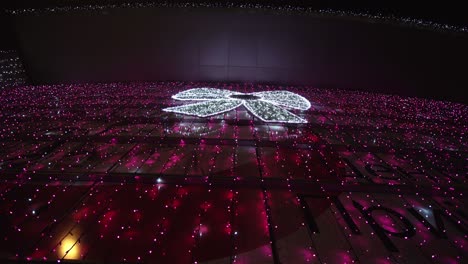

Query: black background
[1,1,468,102]
[12,7,468,103]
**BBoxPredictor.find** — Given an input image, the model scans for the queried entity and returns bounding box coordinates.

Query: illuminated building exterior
[0,82,466,263]
[0,0,467,263]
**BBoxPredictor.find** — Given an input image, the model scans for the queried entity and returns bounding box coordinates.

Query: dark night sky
[0,0,468,22]
[1,1,467,50]
[1,1,467,24]
[1,1,467,45]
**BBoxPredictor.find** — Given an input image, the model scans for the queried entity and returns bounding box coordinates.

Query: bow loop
[172,88,232,101]
[254,91,311,110]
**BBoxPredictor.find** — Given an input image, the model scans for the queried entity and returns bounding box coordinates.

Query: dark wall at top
[14,7,468,102]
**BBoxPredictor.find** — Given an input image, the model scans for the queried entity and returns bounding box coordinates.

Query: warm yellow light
[59,235,81,260]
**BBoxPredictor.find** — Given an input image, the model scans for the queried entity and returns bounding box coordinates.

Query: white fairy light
[163,88,311,123]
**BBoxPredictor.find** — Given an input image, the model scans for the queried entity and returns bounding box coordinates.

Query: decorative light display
[0,82,466,263]
[163,88,311,123]
[0,50,28,87]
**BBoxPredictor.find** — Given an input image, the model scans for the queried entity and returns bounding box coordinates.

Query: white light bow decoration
[163,88,311,123]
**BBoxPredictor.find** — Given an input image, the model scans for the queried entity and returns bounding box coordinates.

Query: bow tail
[163,99,242,117]
[244,100,307,123]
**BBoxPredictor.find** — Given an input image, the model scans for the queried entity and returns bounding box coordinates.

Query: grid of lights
[0,51,28,87]
[163,88,311,123]
[0,82,465,263]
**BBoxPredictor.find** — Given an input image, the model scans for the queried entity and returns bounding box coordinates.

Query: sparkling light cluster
[163,88,311,123]
[164,99,242,117]
[243,99,307,123]
[0,50,28,87]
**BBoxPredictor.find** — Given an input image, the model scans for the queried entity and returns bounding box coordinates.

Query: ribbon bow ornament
[163,88,311,123]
